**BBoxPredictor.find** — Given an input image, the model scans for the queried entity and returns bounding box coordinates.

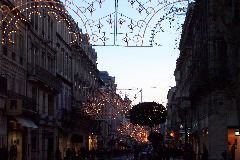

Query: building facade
[171,0,240,159]
[0,0,104,159]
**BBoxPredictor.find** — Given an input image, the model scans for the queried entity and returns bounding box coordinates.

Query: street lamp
[117,87,158,104]
[133,88,143,103]
[134,87,157,103]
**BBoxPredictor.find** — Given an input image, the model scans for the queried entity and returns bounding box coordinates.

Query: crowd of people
[134,144,197,160]
[58,147,98,160]
[132,132,211,160]
[60,147,132,160]
[0,141,18,160]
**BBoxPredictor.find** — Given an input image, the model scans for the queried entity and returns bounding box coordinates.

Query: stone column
[208,91,228,160]
[27,128,31,160]
[38,127,43,160]
[54,127,58,160]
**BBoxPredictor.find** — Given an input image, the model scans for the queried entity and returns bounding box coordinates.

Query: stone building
[98,71,129,150]
[172,0,240,159]
[0,0,104,159]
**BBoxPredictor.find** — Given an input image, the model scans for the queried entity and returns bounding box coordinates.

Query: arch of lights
[1,0,194,47]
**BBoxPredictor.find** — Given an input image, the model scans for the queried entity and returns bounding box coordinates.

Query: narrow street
[1,0,240,160]
[74,154,134,160]
[111,155,134,160]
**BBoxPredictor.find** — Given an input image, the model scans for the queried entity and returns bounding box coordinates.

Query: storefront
[228,128,240,160]
[59,130,70,159]
[8,117,38,160]
[89,134,97,150]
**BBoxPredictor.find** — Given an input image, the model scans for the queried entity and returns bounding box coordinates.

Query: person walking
[55,148,62,160]
[65,148,71,160]
[9,141,17,160]
[202,144,208,160]
[231,144,236,160]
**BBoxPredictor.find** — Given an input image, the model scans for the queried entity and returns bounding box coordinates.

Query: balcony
[27,63,62,92]
[6,91,38,115]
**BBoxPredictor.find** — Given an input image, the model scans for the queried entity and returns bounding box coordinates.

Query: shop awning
[16,117,38,129]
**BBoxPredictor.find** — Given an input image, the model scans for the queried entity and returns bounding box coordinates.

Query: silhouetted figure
[55,148,62,160]
[3,145,8,160]
[77,149,81,160]
[231,144,236,160]
[221,150,227,160]
[90,148,96,159]
[66,148,71,160]
[134,146,140,160]
[184,144,195,160]
[202,144,208,160]
[81,147,87,160]
[9,141,17,160]
[71,148,76,160]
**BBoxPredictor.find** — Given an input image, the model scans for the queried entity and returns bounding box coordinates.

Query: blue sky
[62,0,190,105]
[95,45,178,105]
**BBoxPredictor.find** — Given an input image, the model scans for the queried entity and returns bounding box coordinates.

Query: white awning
[16,117,38,129]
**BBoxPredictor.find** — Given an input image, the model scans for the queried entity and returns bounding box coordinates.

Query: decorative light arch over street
[1,0,194,47]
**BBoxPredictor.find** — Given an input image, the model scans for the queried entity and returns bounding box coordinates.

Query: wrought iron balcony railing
[6,91,38,115]
[27,63,62,92]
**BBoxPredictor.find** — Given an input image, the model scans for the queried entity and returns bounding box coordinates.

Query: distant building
[99,71,127,150]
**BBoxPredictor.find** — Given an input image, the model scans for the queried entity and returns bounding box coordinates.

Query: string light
[1,0,193,47]
[1,0,80,45]
[117,123,149,143]
[83,90,131,119]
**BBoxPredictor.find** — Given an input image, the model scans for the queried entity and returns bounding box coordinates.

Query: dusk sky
[95,36,179,105]
[63,0,190,105]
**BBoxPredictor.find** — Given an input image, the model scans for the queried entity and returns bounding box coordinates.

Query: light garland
[1,0,82,45]
[1,0,194,47]
[82,90,132,120]
[28,11,42,20]
[117,123,149,143]
[117,122,162,143]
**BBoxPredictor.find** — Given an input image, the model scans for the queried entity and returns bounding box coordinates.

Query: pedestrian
[9,140,17,160]
[133,146,140,160]
[66,148,71,160]
[90,148,96,159]
[71,147,76,160]
[165,145,170,160]
[221,150,227,160]
[231,144,236,160]
[55,147,62,160]
[77,149,81,160]
[202,144,208,160]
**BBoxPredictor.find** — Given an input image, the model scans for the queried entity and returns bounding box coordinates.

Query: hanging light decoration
[82,89,132,120]
[1,0,194,47]
[117,122,149,143]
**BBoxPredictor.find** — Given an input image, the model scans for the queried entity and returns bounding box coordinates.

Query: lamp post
[134,88,143,103]
[133,87,157,103]
[117,87,158,104]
